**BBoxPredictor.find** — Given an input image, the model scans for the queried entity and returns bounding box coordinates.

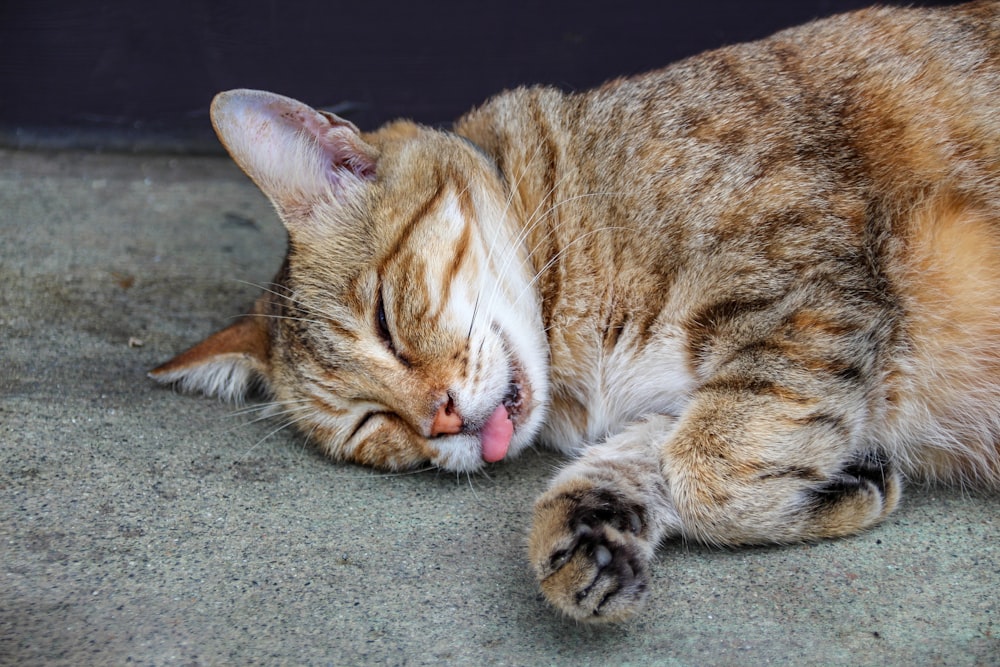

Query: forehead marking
[379,180,447,275]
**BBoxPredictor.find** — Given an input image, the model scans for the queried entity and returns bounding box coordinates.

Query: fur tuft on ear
[210,89,378,221]
[148,315,271,404]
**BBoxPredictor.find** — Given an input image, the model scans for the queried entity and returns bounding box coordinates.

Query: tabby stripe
[379,179,448,274]
[756,465,823,482]
[433,217,472,322]
[700,375,815,405]
[711,51,774,114]
[685,295,783,365]
[455,181,476,222]
[325,318,358,342]
[689,296,783,330]
[528,94,563,332]
[345,411,383,445]
[791,412,850,434]
[529,95,559,201]
[602,314,627,350]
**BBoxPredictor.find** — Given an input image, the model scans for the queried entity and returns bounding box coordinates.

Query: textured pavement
[1,147,997,666]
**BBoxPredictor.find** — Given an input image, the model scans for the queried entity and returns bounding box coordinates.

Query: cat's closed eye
[375,286,393,351]
[375,285,411,367]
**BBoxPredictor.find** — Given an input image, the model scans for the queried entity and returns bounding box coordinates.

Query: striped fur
[152,1,1000,622]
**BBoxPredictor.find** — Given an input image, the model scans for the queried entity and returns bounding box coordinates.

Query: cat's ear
[210,89,378,219]
[148,315,270,404]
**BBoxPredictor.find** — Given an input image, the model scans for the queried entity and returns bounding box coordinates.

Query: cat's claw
[529,486,653,623]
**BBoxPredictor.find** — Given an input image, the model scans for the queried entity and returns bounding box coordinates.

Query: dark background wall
[1,0,963,153]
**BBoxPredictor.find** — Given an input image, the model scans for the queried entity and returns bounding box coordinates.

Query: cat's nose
[430,396,463,436]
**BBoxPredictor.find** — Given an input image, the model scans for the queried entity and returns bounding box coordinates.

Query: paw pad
[530,486,651,622]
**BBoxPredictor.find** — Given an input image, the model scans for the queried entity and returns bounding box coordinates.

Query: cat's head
[150,90,549,472]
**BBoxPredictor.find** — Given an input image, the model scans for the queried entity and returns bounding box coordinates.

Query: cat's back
[582,0,999,196]
[465,1,999,185]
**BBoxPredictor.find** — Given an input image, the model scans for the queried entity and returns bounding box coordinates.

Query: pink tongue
[480,404,513,463]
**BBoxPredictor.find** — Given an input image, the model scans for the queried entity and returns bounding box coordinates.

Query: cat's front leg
[528,416,682,622]
[530,359,902,622]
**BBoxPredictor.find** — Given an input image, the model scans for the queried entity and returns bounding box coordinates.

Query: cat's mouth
[502,367,525,423]
[477,329,532,463]
[498,327,532,428]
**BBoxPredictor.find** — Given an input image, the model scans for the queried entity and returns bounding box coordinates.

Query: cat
[151,1,1000,622]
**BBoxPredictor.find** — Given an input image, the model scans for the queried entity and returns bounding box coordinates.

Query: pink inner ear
[297,109,377,182]
[323,131,377,181]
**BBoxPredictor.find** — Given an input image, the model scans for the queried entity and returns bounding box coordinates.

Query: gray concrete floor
[1,147,997,666]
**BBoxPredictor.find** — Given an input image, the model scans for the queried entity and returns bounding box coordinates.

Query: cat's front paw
[529,485,653,623]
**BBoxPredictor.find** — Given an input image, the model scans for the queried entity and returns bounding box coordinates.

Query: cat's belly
[538,326,694,453]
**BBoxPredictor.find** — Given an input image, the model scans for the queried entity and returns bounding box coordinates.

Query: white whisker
[236,409,320,463]
[479,173,574,317]
[465,471,481,499]
[359,465,440,478]
[470,140,549,335]
[241,313,326,326]
[234,279,343,324]
[512,225,633,311]
[242,404,310,428]
[222,398,313,421]
[478,171,574,329]
[476,182,627,344]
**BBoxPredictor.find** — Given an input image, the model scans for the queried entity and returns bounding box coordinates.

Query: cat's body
[152,1,1000,621]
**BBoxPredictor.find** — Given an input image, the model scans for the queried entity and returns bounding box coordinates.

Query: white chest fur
[540,323,694,453]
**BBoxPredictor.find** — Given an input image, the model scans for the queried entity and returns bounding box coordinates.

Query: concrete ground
[1,147,997,666]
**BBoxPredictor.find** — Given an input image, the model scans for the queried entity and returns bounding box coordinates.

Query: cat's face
[150,90,549,472]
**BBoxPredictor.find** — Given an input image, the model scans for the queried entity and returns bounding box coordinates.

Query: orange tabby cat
[151,1,1000,622]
